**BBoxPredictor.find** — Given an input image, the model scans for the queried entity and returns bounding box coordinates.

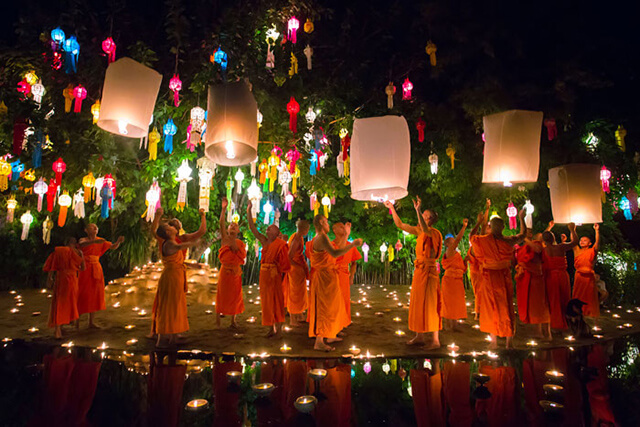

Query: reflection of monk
[522,357,548,426]
[213,359,242,427]
[332,221,362,328]
[572,224,601,318]
[283,360,308,422]
[442,361,472,427]
[257,359,285,425]
[309,362,352,427]
[410,364,445,427]
[148,352,186,427]
[475,364,521,427]
[587,344,617,426]
[286,220,310,326]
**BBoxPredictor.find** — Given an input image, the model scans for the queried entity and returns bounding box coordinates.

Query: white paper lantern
[482,110,543,186]
[97,58,162,138]
[549,164,602,224]
[350,116,410,201]
[205,82,258,166]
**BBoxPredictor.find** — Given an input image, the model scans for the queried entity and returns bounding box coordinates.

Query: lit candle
[138,310,147,316]
[247,317,256,323]
[564,335,575,342]
[112,302,121,308]
[355,312,361,317]
[283,326,292,332]
[10,308,18,314]
[484,335,493,342]
[393,317,401,322]
[252,383,275,396]
[280,344,291,353]
[543,384,564,394]
[527,340,538,347]
[294,395,317,413]
[308,369,327,380]
[395,330,406,336]
[487,351,498,359]
[126,339,138,345]
[473,324,480,329]
[226,370,242,384]
[28,327,39,333]
[98,342,109,350]
[592,326,601,331]
[124,324,136,330]
[185,399,210,411]
[447,343,460,352]
[594,334,604,339]
[612,314,620,318]
[349,346,361,356]
[623,323,633,328]
[61,341,74,348]
[205,310,213,314]
[544,370,564,382]
[539,400,564,412]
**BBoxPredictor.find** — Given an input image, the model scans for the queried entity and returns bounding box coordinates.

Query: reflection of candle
[592,326,601,331]
[624,323,633,328]
[527,340,538,347]
[27,327,39,333]
[545,370,564,382]
[126,339,138,345]
[539,400,564,412]
[226,371,242,384]
[294,395,317,413]
[280,344,291,353]
[185,399,209,411]
[543,384,564,394]
[564,335,575,341]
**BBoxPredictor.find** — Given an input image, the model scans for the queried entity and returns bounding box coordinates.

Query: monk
[572,223,601,318]
[285,220,310,326]
[441,219,469,330]
[216,198,246,328]
[76,224,124,329]
[515,231,551,340]
[247,200,291,337]
[152,211,204,348]
[44,237,85,338]
[308,214,362,351]
[466,199,491,320]
[471,208,526,349]
[385,196,442,349]
[332,221,362,328]
[542,221,578,330]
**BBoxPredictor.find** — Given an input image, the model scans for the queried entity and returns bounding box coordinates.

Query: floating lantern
[482,110,543,186]
[175,160,192,211]
[97,58,163,138]
[287,16,300,44]
[63,36,80,73]
[620,197,632,220]
[91,100,101,124]
[57,191,72,227]
[350,116,410,201]
[6,196,17,223]
[101,37,116,63]
[429,152,438,174]
[169,74,182,107]
[205,82,258,166]
[186,399,210,411]
[31,81,45,104]
[402,78,413,100]
[549,164,602,224]
[163,119,177,153]
[385,82,396,109]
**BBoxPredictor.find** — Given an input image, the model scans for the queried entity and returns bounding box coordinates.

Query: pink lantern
[34,178,48,212]
[600,166,611,193]
[284,192,294,215]
[285,147,301,173]
[416,117,426,142]
[287,16,299,44]
[506,202,517,230]
[169,74,182,107]
[17,79,31,99]
[362,242,369,262]
[544,118,557,141]
[73,85,87,113]
[402,78,413,100]
[52,157,66,186]
[102,37,117,63]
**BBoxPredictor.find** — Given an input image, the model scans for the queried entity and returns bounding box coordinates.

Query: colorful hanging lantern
[304,18,314,33]
[23,168,35,182]
[287,16,300,44]
[33,178,48,212]
[416,118,426,143]
[57,191,72,226]
[429,152,438,174]
[50,27,65,47]
[388,244,395,262]
[197,157,215,212]
[395,240,403,253]
[10,160,24,181]
[62,36,80,73]
[305,106,317,124]
[102,37,116,63]
[402,78,413,100]
[544,118,557,141]
[43,216,53,244]
[163,119,177,153]
[380,242,388,262]
[100,179,113,219]
[52,157,66,186]
[24,71,38,86]
[287,97,300,133]
[506,202,518,230]
[169,74,182,107]
[0,158,10,191]
[51,51,63,70]
[211,48,228,72]
[425,40,437,66]
[267,147,282,192]
[362,242,369,262]
[284,193,294,218]
[247,178,262,219]
[600,166,611,193]
[91,100,101,124]
[148,127,160,160]
[263,201,273,225]
[31,81,45,104]
[63,84,74,113]
[175,160,192,211]
[279,169,292,196]
[73,85,87,113]
[234,168,245,194]
[72,189,85,218]
[304,45,313,70]
[615,125,627,152]
[444,145,456,169]
[321,193,331,217]
[289,52,298,77]
[524,200,534,229]
[17,79,31,99]
[620,197,632,220]
[189,106,206,147]
[46,179,57,212]
[385,82,396,109]
[20,210,33,240]
[6,196,17,223]
[144,181,161,222]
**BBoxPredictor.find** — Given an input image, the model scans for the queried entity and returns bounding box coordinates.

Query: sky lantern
[482,110,543,187]
[205,82,258,166]
[57,191,72,226]
[350,116,410,202]
[549,164,602,224]
[97,57,162,138]
[20,210,33,240]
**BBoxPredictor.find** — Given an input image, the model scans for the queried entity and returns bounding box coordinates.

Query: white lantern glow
[247,178,262,219]
[350,116,411,201]
[97,58,162,138]
[235,169,245,194]
[6,196,17,223]
[429,152,438,174]
[205,82,258,166]
[549,164,602,224]
[176,160,192,211]
[305,107,316,124]
[380,242,388,262]
[197,157,216,212]
[263,201,273,225]
[482,110,543,186]
[145,182,161,222]
[73,189,85,218]
[524,199,534,228]
[20,210,33,240]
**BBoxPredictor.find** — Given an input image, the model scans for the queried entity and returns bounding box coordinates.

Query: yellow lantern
[6,196,17,223]
[91,100,101,124]
[82,172,96,202]
[148,127,160,160]
[482,110,543,187]
[0,159,10,191]
[549,164,602,224]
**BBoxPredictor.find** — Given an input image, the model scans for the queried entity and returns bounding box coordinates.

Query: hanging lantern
[235,169,245,194]
[32,178,46,212]
[388,245,395,262]
[395,240,403,252]
[523,200,534,229]
[190,107,206,146]
[263,201,273,225]
[402,78,413,100]
[205,82,258,166]
[279,170,292,196]
[600,166,611,193]
[425,40,437,66]
[102,37,116,63]
[289,52,298,77]
[304,45,313,70]
[97,58,162,138]
[267,147,282,192]
[46,179,57,212]
[144,181,161,222]
[287,16,300,44]
[286,148,301,174]
[620,197,632,220]
[197,157,215,212]
[51,51,62,70]
[256,110,263,130]
[247,178,262,219]
[506,203,518,230]
[321,194,331,217]
[63,84,74,112]
[163,119,177,153]
[380,242,388,262]
[17,79,31,99]
[91,100,101,124]
[63,36,80,73]
[429,152,438,174]
[73,85,87,113]
[304,18,314,33]
[31,81,45,104]
[445,145,456,169]
[350,116,410,201]
[544,118,557,141]
[50,27,65,47]
[284,193,294,218]
[71,189,84,218]
[287,97,300,133]
[148,127,160,160]
[0,161,9,192]
[549,164,602,224]
[385,82,396,109]
[482,110,543,186]
[43,216,53,244]
[23,168,35,182]
[416,118,426,143]
[175,160,192,211]
[100,180,113,219]
[11,160,24,181]
[615,125,627,152]
[52,157,66,186]
[6,196,17,223]
[305,106,317,124]
[20,210,33,240]
[169,74,182,107]
[211,48,228,72]
[362,242,369,262]
[57,191,72,227]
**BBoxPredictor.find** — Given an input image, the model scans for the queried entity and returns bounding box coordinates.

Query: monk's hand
[199,209,206,218]
[462,218,469,228]
[560,234,568,243]
[594,223,600,231]
[485,198,491,209]
[548,220,555,229]
[221,198,228,211]
[567,222,576,232]
[117,236,125,244]
[413,196,422,211]
[345,222,352,236]
[157,207,164,216]
[383,200,393,210]
[476,212,484,223]
[352,238,363,247]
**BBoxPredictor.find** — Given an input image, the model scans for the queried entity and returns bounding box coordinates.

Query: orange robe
[308,238,347,338]
[442,361,472,427]
[409,230,442,333]
[309,363,352,427]
[543,250,570,329]
[441,251,468,320]
[572,247,599,317]
[286,233,308,315]
[216,240,246,315]
[586,345,617,426]
[305,240,315,323]
[515,243,550,324]
[522,358,548,426]
[44,247,83,327]
[470,234,515,337]
[213,360,242,427]
[467,247,482,316]
[259,238,291,326]
[152,243,189,334]
[147,363,186,427]
[282,360,308,422]
[475,365,521,426]
[410,367,445,427]
[334,245,362,326]
[77,241,111,315]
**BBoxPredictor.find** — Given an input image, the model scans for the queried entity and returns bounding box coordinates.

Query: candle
[308,369,327,380]
[125,324,136,330]
[473,324,480,329]
[564,335,575,342]
[185,399,209,411]
[112,302,121,308]
[623,323,633,328]
[138,310,147,316]
[280,344,292,353]
[543,384,564,393]
[294,395,317,413]
[349,346,361,356]
[594,334,604,339]
[592,326,601,331]
[447,343,460,352]
[375,312,384,316]
[247,317,256,323]
[545,370,564,382]
[527,340,538,347]
[485,335,493,342]
[205,310,213,314]
[473,373,490,385]
[395,330,406,336]
[61,341,74,348]
[16,302,24,307]
[612,314,620,318]
[98,342,109,350]
[539,400,564,412]
[393,317,401,322]
[355,312,360,317]
[2,338,11,343]
[27,327,39,333]
[226,371,242,384]
[252,383,275,396]
[132,307,140,312]
[32,311,41,316]
[486,351,498,359]
[126,339,138,345]
[283,326,292,332]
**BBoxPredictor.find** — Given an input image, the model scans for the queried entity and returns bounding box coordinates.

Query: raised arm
[557,222,578,251]
[446,219,468,258]
[151,207,163,239]
[181,209,207,241]
[246,200,267,245]
[383,200,420,235]
[506,208,527,244]
[545,221,555,232]
[163,238,200,256]
[219,198,229,241]
[593,223,600,252]
[414,197,430,234]
[110,236,125,251]
[469,212,484,238]
[315,233,362,258]
[78,237,106,248]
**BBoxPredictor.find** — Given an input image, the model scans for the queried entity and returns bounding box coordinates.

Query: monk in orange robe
[152,210,205,348]
[410,363,445,427]
[572,223,601,318]
[308,214,362,351]
[216,198,246,328]
[305,239,315,324]
[471,208,526,349]
[285,220,310,326]
[385,196,442,348]
[442,361,472,427]
[247,200,291,337]
[466,199,492,321]
[332,221,362,328]
[441,219,469,330]
[542,221,578,330]
[515,235,551,339]
[76,223,124,329]
[44,238,85,338]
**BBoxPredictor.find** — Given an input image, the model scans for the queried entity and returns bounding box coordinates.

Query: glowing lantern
[20,210,33,240]
[197,158,216,212]
[506,203,518,230]
[429,152,438,174]
[97,58,163,138]
[51,27,65,46]
[91,100,101,124]
[163,119,177,153]
[256,110,263,129]
[34,178,48,209]
[305,107,317,124]
[263,201,273,225]
[304,19,314,33]
[100,176,114,219]
[380,242,388,262]
[385,82,396,109]
[175,160,192,211]
[73,85,87,113]
[549,164,602,224]
[144,181,161,222]
[620,197,632,220]
[17,79,31,99]
[148,127,160,160]
[446,145,456,169]
[31,81,45,104]
[600,166,611,193]
[247,178,262,219]
[416,118,426,142]
[6,196,17,223]
[267,147,282,192]
[190,107,206,146]
[211,48,228,72]
[287,97,300,133]
[364,362,372,375]
[524,200,535,229]
[482,110,543,186]
[615,125,627,152]
[289,52,298,77]
[402,78,413,100]
[169,74,182,107]
[350,116,410,202]
[425,40,437,66]
[321,194,331,217]
[395,240,403,252]
[62,36,80,73]
[23,169,35,182]
[62,84,74,112]
[284,193,294,218]
[232,168,245,194]
[43,216,53,244]
[52,157,66,186]
[362,242,369,262]
[205,82,258,166]
[73,189,85,218]
[388,245,395,262]
[11,160,24,181]
[0,159,10,191]
[288,16,300,44]
[57,191,72,227]
[101,37,116,63]
[304,45,313,70]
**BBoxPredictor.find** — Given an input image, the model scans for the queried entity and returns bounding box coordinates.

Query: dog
[565,299,592,338]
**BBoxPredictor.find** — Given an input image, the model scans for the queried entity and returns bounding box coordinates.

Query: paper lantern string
[63,36,80,73]
[287,97,300,133]
[62,84,74,113]
[600,166,611,193]
[101,37,116,63]
[287,16,299,44]
[506,203,518,230]
[304,45,313,70]
[615,125,627,152]
[402,78,413,100]
[169,74,182,107]
[163,119,177,153]
[446,145,456,169]
[544,118,557,141]
[425,40,437,66]
[73,85,87,113]
[385,82,396,109]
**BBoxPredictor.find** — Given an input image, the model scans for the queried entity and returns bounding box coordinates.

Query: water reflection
[0,341,630,426]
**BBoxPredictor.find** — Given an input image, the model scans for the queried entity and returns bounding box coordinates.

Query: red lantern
[506,202,518,230]
[46,178,57,212]
[13,118,28,155]
[287,97,300,133]
[101,37,116,63]
[52,157,66,186]
[416,117,426,142]
[544,118,557,141]
[402,78,413,100]
[17,79,31,99]
[169,74,182,107]
[73,85,87,113]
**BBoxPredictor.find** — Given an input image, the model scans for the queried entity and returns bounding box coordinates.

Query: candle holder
[280,344,292,353]
[349,346,361,356]
[539,400,564,413]
[545,370,564,384]
[473,373,490,385]
[294,395,317,413]
[185,399,209,411]
[543,384,565,403]
[252,383,274,397]
[222,352,235,362]
[226,370,242,384]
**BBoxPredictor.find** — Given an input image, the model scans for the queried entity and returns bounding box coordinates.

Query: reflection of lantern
[380,242,388,262]
[52,157,66,185]
[402,78,413,100]
[350,116,410,201]
[506,202,517,230]
[57,191,72,227]
[524,200,534,229]
[482,110,543,186]
[169,74,182,107]
[102,37,116,63]
[91,100,101,124]
[549,164,602,224]
[34,178,48,212]
[287,97,300,133]
[175,160,192,211]
[429,152,438,174]
[6,196,17,223]
[205,82,258,166]
[600,166,611,193]
[362,242,369,262]
[97,58,163,138]
[20,210,33,240]
[620,197,632,220]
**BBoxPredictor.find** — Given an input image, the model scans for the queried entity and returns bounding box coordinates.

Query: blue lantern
[32,130,44,168]
[100,185,113,219]
[213,48,228,71]
[163,119,177,153]
[11,160,24,181]
[51,27,65,45]
[63,36,80,73]
[620,197,632,220]
[309,151,318,176]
